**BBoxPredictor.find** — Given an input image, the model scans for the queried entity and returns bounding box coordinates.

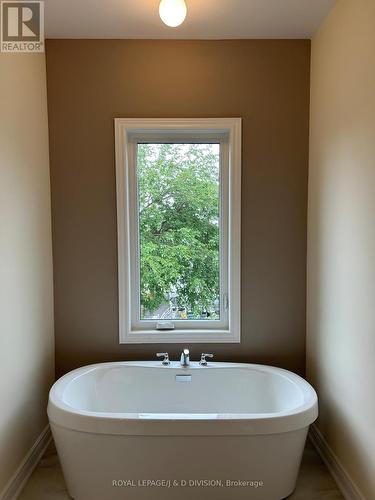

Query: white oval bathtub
[48,361,318,500]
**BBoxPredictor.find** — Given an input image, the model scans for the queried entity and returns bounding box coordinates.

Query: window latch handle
[156,321,175,330]
[223,293,229,311]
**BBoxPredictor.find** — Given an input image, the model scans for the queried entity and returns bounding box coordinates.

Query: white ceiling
[44,0,336,39]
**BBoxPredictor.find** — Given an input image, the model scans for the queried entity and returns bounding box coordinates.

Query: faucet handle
[156,352,170,366]
[199,353,214,366]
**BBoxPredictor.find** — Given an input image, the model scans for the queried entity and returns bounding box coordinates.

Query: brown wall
[46,40,310,377]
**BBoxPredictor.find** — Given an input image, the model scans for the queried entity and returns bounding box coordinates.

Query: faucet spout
[180,348,190,367]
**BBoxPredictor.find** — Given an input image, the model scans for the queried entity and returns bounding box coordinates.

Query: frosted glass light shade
[159,0,187,28]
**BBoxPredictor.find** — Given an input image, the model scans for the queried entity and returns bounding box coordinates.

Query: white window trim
[115,118,241,344]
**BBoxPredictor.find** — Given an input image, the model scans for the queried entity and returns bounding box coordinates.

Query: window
[115,118,241,343]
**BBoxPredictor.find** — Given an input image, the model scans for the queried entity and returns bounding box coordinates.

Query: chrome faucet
[180,348,190,367]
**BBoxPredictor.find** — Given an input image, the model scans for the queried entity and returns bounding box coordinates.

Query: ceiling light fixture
[159,0,187,28]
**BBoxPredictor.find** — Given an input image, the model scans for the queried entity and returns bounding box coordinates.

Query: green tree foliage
[138,143,220,319]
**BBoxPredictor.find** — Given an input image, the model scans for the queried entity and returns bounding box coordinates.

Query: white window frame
[115,118,241,344]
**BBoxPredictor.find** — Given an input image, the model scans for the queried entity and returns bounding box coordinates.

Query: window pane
[137,143,220,321]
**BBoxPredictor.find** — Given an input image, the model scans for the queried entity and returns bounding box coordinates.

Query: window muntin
[115,118,241,344]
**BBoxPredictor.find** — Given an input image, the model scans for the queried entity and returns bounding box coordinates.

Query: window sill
[120,329,241,344]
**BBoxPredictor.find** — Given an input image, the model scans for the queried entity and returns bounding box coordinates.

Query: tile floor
[18,439,343,500]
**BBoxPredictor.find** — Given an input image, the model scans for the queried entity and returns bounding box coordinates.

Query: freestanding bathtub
[48,361,318,500]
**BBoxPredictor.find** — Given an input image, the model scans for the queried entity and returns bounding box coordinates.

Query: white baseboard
[309,424,365,500]
[0,425,52,500]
